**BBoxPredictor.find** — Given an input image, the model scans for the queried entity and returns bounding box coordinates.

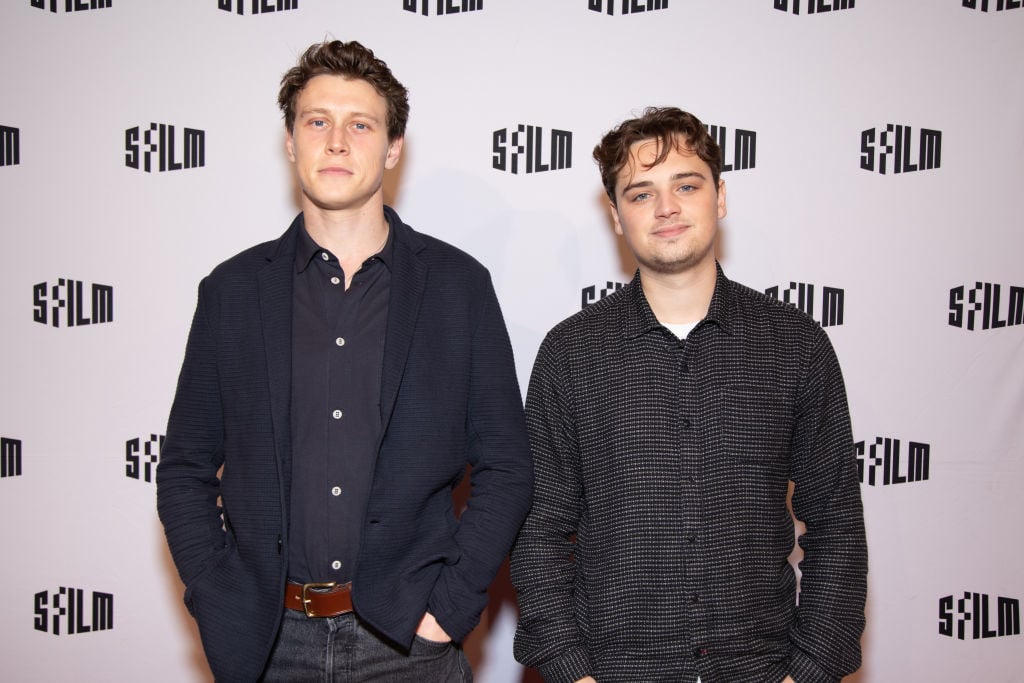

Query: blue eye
[632,192,650,202]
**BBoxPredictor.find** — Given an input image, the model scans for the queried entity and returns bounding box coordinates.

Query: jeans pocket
[411,634,453,656]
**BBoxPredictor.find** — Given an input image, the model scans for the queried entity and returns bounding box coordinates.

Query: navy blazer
[157,208,533,682]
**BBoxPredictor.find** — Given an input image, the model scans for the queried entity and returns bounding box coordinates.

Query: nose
[654,192,681,220]
[326,128,348,154]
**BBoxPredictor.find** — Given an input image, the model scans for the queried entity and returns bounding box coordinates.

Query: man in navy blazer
[156,40,532,682]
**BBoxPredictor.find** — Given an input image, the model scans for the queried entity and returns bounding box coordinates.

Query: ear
[716,178,727,219]
[285,128,296,163]
[385,136,404,170]
[609,200,624,236]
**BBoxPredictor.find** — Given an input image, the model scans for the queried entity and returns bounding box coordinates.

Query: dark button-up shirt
[288,218,392,585]
[511,265,867,683]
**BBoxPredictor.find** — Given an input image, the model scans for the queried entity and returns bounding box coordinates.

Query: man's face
[610,136,726,277]
[286,74,402,215]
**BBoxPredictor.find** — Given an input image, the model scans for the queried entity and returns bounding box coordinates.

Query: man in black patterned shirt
[511,107,867,683]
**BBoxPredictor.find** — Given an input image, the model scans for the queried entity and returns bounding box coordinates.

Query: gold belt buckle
[301,581,337,617]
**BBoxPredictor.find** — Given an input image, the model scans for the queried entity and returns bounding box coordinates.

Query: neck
[639,259,718,324]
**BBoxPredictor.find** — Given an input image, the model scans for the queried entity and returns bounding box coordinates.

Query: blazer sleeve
[156,277,228,591]
[425,273,534,642]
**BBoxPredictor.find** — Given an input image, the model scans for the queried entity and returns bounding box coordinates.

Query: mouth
[652,223,690,238]
[319,166,353,176]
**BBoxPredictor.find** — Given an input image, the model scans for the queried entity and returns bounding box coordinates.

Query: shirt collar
[376,209,396,271]
[294,211,396,274]
[294,217,321,274]
[704,262,737,336]
[623,262,737,339]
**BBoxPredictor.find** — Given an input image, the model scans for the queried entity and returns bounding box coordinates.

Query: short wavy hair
[593,107,721,205]
[278,40,409,140]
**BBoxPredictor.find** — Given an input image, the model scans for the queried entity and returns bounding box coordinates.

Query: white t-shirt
[660,320,699,339]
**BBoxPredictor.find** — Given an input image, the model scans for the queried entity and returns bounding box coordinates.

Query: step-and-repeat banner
[1,2,1022,681]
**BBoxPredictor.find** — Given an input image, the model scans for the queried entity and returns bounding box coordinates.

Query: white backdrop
[2,1,1023,681]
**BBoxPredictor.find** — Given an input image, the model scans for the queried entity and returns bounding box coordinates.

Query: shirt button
[332,409,343,419]
[321,252,330,261]
[692,593,700,604]
[331,560,341,570]
[687,535,697,543]
[694,647,709,658]
[681,418,692,429]
[335,337,346,347]
[331,486,341,496]
[330,276,341,285]
[681,362,690,373]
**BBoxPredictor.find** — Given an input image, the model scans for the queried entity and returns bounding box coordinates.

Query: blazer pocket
[183,542,234,617]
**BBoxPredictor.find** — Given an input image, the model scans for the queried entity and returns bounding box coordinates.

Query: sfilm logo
[774,0,854,14]
[949,282,1024,331]
[765,281,844,327]
[1,125,20,167]
[856,437,929,487]
[125,123,206,173]
[31,0,111,12]
[493,125,572,175]
[218,0,297,14]
[860,124,941,175]
[706,124,756,173]
[33,280,114,328]
[126,434,163,483]
[403,0,482,15]
[2,437,23,478]
[940,592,1021,640]
[963,0,1022,11]
[34,588,114,636]
[582,281,626,308]
[588,0,668,15]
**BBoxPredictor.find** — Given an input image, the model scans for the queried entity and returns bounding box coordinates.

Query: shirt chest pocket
[716,382,794,465]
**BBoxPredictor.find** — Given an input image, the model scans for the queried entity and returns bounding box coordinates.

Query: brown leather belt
[285,582,353,617]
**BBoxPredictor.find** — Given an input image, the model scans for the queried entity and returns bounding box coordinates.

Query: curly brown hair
[278,40,409,140]
[593,107,721,205]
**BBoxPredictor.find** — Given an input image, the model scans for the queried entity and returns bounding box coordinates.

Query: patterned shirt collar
[623,262,737,339]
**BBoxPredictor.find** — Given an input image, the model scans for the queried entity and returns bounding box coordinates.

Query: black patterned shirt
[511,265,867,683]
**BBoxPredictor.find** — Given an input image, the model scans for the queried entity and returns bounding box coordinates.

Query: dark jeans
[261,609,472,682]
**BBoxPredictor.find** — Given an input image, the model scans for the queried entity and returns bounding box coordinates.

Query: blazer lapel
[379,220,427,438]
[258,219,300,482]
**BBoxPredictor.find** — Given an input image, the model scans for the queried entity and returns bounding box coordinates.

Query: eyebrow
[620,171,707,196]
[297,108,383,123]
